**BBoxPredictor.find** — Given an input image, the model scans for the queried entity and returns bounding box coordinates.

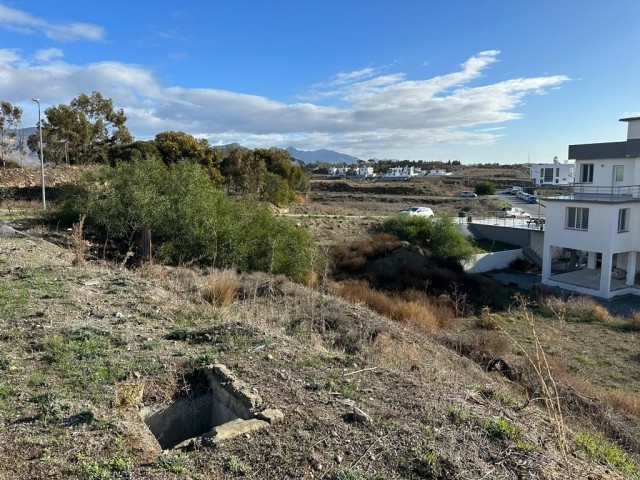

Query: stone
[256,408,284,424]
[353,407,372,424]
[209,418,269,443]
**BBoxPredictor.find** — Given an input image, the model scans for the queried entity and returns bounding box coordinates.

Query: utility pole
[31,98,46,210]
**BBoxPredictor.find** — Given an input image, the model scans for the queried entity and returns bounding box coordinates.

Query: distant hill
[286,147,361,164]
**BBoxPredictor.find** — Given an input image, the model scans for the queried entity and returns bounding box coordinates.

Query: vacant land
[1,166,639,479]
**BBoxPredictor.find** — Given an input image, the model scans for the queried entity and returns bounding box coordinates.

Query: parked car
[496,207,532,218]
[398,206,434,217]
[459,191,478,198]
[526,195,538,204]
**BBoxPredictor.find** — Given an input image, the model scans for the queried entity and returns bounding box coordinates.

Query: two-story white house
[529,159,574,186]
[541,117,640,298]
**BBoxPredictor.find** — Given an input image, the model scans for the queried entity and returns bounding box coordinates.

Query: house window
[580,163,594,183]
[566,207,589,230]
[543,168,554,183]
[618,208,630,232]
[614,165,624,182]
[556,167,560,177]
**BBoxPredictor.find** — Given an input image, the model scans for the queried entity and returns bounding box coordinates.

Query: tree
[107,140,161,166]
[220,146,258,194]
[475,181,497,195]
[0,100,23,167]
[28,91,132,165]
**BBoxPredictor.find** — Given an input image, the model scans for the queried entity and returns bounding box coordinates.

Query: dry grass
[477,306,500,330]
[629,311,640,331]
[539,295,611,323]
[201,269,239,307]
[332,233,401,273]
[331,280,453,331]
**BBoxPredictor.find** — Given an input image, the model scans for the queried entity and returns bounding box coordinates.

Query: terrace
[546,183,640,204]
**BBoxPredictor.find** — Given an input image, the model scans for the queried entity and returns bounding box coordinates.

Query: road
[496,192,546,219]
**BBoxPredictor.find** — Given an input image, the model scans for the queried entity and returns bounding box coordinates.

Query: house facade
[541,117,640,298]
[529,159,575,186]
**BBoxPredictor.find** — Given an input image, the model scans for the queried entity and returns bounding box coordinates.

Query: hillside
[0,219,636,479]
[287,147,361,164]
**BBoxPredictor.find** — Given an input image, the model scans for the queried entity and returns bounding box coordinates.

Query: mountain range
[286,147,361,164]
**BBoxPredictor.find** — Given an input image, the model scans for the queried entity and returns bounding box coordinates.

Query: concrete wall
[464,249,523,273]
[469,223,533,247]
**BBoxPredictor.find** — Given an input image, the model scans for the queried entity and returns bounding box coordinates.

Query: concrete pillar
[542,244,553,282]
[599,252,612,296]
[627,251,637,286]
[588,251,597,269]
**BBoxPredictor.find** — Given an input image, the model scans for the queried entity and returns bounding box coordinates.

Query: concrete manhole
[140,364,283,450]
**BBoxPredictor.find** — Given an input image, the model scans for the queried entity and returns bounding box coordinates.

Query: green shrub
[475,181,496,195]
[575,433,636,475]
[57,158,314,281]
[382,215,475,263]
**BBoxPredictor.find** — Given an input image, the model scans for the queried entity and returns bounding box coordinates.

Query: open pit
[140,364,283,450]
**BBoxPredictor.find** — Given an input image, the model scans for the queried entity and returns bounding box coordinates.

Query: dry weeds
[201,269,239,307]
[539,294,611,323]
[332,280,454,331]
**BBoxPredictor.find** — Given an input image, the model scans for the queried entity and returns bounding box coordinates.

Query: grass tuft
[201,269,239,307]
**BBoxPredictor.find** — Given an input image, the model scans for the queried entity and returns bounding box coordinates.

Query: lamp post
[31,98,46,210]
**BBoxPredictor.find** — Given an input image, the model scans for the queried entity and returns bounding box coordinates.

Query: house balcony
[546,183,640,204]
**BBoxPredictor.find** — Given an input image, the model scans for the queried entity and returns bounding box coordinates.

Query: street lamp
[31,98,46,210]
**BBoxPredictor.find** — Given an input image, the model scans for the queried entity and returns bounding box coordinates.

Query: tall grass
[331,280,453,331]
[538,295,610,323]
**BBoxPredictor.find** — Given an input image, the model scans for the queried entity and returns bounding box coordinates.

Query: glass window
[618,208,630,232]
[614,165,624,182]
[543,168,554,182]
[580,164,594,183]
[566,207,589,230]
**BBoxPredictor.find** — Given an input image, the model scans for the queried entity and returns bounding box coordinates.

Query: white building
[428,169,451,176]
[382,166,416,179]
[357,166,374,177]
[529,159,575,186]
[541,117,640,298]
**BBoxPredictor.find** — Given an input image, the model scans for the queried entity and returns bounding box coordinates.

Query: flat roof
[569,138,640,160]
[620,117,640,122]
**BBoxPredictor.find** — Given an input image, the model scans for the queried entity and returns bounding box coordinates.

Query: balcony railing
[548,183,640,202]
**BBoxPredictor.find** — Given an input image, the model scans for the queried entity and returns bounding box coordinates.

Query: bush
[474,181,496,195]
[57,158,315,281]
[382,215,475,263]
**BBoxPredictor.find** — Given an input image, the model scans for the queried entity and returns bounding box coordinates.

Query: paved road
[496,192,546,218]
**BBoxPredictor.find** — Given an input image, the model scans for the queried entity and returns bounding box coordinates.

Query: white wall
[575,158,637,186]
[464,249,523,273]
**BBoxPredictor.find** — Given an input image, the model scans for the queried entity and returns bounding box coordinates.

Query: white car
[496,207,532,219]
[459,191,478,198]
[399,206,434,217]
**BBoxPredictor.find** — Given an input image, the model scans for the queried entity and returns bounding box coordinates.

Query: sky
[1,1,640,163]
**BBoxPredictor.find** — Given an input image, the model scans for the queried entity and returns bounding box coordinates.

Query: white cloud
[0,4,104,42]
[35,48,64,62]
[0,49,570,159]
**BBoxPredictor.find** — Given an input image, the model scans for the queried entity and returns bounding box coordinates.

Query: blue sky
[1,1,640,163]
